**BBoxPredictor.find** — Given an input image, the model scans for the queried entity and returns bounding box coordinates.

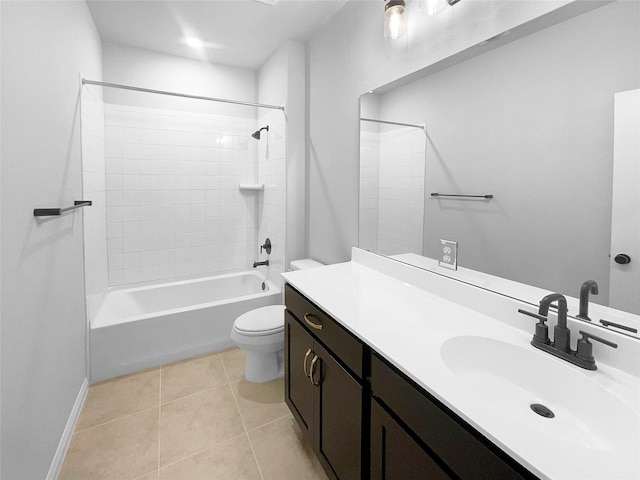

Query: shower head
[251,125,269,140]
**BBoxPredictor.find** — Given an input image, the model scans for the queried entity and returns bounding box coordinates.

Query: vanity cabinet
[284,284,366,480]
[285,284,538,480]
[370,353,537,480]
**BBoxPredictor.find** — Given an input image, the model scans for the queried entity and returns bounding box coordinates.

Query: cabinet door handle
[303,348,312,377]
[309,355,321,386]
[304,313,323,330]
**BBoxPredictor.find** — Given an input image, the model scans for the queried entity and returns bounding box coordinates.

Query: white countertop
[282,249,640,480]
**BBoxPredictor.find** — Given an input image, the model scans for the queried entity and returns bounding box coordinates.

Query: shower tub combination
[90,271,280,382]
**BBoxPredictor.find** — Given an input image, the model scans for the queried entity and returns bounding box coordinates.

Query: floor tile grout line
[159,380,231,407]
[157,432,249,471]
[228,371,266,480]
[71,404,160,434]
[158,365,162,476]
[245,412,293,434]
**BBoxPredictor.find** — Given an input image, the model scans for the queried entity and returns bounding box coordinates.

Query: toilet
[231,258,324,382]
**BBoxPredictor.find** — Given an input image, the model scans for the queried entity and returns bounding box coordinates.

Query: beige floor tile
[160,384,245,466]
[77,368,160,431]
[231,377,290,431]
[220,347,247,383]
[249,416,328,480]
[161,353,228,403]
[59,407,159,480]
[135,471,158,480]
[159,434,261,480]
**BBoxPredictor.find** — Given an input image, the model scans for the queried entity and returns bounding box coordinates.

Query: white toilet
[231,258,324,382]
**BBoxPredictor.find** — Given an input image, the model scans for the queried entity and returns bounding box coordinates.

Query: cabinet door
[371,399,453,480]
[311,341,362,480]
[285,311,314,441]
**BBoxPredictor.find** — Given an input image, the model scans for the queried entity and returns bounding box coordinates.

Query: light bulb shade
[420,0,448,16]
[384,0,407,39]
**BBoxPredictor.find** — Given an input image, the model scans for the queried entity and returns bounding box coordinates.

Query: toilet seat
[233,305,285,337]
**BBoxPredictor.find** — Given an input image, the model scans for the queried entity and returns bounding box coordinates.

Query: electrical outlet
[439,239,458,270]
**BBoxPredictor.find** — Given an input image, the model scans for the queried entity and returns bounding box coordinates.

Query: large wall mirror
[359,1,640,338]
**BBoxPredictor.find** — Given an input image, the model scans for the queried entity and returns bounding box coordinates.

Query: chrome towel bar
[34,200,92,217]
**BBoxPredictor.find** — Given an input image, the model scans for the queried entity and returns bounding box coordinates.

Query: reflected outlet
[439,239,458,270]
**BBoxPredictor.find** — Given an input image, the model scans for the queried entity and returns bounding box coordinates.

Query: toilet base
[245,348,284,382]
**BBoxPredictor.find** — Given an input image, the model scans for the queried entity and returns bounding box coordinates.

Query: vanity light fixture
[384,0,407,40]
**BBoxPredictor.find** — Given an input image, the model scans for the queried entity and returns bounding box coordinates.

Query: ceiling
[86,0,349,70]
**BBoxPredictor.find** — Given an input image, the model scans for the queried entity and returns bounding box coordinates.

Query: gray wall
[377,1,640,303]
[306,0,593,265]
[0,1,102,478]
[101,42,258,117]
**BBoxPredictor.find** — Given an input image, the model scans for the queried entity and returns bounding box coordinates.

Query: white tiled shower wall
[81,88,109,320]
[103,104,259,285]
[360,125,425,255]
[256,109,286,285]
[359,123,380,252]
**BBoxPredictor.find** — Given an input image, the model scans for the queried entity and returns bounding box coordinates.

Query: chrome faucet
[576,280,598,321]
[253,260,269,268]
[518,292,617,370]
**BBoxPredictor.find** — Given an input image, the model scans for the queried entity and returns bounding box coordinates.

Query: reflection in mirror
[359,117,426,255]
[358,1,640,337]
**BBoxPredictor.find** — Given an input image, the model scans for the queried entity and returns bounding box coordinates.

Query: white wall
[307,0,580,264]
[0,1,102,478]
[258,41,307,282]
[102,43,258,118]
[81,86,108,321]
[375,1,639,304]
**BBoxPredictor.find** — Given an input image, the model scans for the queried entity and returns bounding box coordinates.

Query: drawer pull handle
[303,348,312,377]
[309,355,321,386]
[304,313,323,330]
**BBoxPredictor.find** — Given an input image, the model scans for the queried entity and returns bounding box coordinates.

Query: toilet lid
[234,305,285,336]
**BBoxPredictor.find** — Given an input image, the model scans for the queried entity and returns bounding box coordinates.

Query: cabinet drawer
[371,353,536,480]
[285,284,363,379]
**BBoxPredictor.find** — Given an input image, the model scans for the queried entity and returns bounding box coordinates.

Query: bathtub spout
[253,260,269,268]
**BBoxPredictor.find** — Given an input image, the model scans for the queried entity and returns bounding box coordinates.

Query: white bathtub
[90,271,281,382]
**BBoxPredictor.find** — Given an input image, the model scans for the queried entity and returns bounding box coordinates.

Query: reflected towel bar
[431,193,494,199]
[599,319,638,334]
[34,200,92,217]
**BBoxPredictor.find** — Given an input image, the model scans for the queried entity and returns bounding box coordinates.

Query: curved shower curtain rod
[82,78,285,112]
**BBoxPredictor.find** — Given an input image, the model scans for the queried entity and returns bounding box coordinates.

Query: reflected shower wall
[359,119,426,256]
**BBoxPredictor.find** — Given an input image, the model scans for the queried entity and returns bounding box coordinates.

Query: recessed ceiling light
[185,37,203,48]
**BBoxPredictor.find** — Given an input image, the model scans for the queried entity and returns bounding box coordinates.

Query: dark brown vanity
[284,283,538,480]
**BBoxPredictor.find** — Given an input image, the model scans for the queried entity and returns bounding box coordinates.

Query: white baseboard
[46,377,89,480]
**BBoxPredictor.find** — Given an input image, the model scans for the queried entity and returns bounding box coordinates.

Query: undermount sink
[440,335,639,453]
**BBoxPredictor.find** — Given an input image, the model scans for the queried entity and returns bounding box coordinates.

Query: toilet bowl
[231,258,324,382]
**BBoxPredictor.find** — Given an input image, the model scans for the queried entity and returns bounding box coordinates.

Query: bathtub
[90,271,281,382]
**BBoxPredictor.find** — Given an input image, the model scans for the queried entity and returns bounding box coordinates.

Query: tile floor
[59,348,328,480]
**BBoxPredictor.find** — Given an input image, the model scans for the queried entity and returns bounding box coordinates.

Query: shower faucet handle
[260,238,272,255]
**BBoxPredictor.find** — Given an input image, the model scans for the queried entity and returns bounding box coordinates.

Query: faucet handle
[576,330,618,368]
[577,330,618,349]
[518,309,550,345]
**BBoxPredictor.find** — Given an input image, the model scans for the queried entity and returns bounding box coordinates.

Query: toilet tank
[290,258,324,271]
